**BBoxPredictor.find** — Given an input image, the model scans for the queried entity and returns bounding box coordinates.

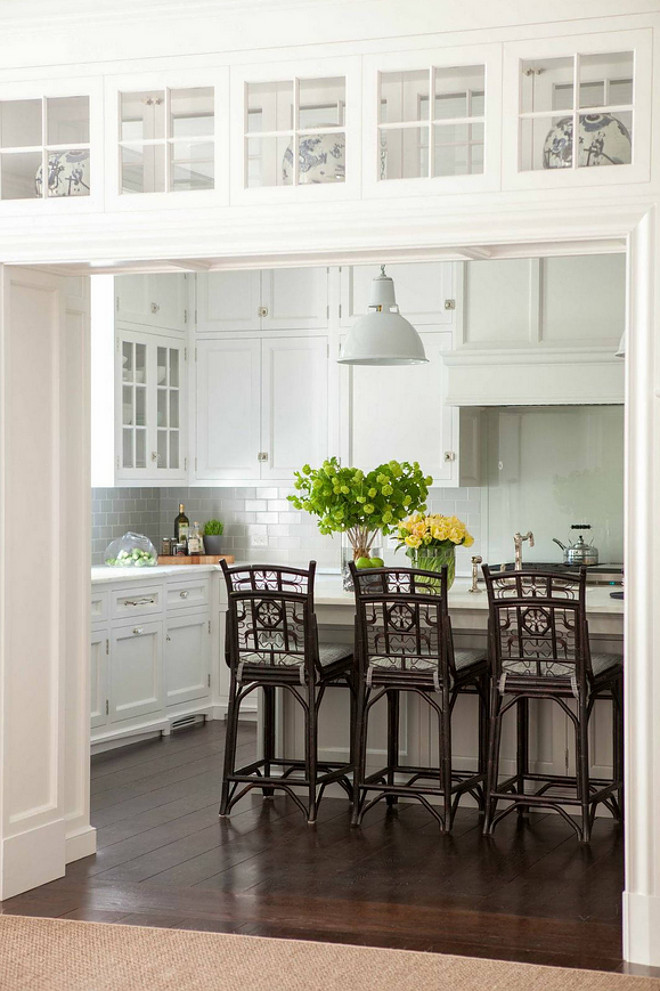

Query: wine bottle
[174,503,189,543]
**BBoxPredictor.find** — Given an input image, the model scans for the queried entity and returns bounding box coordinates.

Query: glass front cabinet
[502,29,652,189]
[229,57,362,203]
[361,45,503,196]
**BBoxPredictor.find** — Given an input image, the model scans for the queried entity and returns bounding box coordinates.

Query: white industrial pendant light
[337,266,428,365]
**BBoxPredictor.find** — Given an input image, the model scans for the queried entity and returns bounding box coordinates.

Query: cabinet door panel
[116,274,187,333]
[347,332,454,483]
[540,254,625,347]
[90,629,108,729]
[463,258,534,346]
[261,337,329,480]
[341,262,456,327]
[195,271,261,333]
[195,338,261,480]
[110,621,162,723]
[164,613,211,706]
[262,268,328,329]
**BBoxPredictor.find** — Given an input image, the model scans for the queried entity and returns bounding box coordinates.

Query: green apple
[355,556,372,569]
[369,557,384,568]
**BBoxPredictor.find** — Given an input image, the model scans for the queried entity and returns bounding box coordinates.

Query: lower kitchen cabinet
[90,571,220,748]
[164,612,211,707]
[110,621,163,723]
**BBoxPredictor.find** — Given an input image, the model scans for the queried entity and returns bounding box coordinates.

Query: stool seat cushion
[319,643,353,666]
[591,651,623,678]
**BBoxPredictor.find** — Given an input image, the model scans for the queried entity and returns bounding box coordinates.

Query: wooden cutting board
[157,554,235,565]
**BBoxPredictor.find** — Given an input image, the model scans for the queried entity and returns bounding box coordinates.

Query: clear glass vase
[341,532,382,591]
[406,543,456,590]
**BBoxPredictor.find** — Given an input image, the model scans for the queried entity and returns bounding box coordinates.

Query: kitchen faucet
[514,531,534,570]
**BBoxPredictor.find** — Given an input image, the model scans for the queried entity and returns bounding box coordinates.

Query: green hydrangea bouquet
[288,457,432,564]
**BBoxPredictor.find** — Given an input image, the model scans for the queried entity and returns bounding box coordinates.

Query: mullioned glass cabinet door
[0,77,102,215]
[502,29,652,191]
[360,44,502,198]
[104,68,228,211]
[229,56,362,204]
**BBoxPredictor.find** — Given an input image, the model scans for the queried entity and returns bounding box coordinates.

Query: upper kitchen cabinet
[502,30,652,191]
[104,68,228,210]
[116,273,190,334]
[0,77,103,215]
[340,262,456,328]
[361,45,502,198]
[445,253,626,404]
[195,267,329,333]
[229,57,362,204]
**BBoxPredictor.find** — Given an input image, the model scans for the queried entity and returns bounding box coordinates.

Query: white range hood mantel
[444,349,624,406]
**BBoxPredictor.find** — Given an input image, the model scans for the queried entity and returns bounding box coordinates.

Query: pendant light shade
[337,267,428,365]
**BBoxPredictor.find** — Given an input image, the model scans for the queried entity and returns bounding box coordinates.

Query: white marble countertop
[91,564,221,585]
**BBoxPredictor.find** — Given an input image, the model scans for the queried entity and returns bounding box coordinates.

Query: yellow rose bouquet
[395,513,474,589]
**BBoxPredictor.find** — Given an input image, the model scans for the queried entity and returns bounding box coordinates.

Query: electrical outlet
[250,533,268,547]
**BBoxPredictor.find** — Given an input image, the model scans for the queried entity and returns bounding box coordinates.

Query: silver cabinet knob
[166,634,171,642]
[132,627,144,636]
[180,590,189,599]
[151,302,160,314]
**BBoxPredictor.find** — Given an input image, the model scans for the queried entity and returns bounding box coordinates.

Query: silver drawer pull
[179,590,189,599]
[123,597,156,607]
[132,627,144,636]
[166,634,171,642]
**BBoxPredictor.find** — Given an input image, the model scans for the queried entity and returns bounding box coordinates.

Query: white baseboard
[623,891,660,966]
[0,819,65,900]
[65,824,97,863]
[211,703,258,723]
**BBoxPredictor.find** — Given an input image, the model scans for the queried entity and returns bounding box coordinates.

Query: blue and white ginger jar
[543,113,631,169]
[35,149,90,197]
[282,133,345,184]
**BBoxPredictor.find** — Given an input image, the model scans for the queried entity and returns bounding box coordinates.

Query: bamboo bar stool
[481,565,623,842]
[220,560,355,824]
[349,562,489,831]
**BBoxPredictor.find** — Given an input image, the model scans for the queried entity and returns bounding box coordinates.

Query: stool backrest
[349,562,455,684]
[481,565,589,688]
[221,560,318,680]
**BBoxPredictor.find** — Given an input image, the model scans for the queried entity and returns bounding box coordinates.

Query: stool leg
[262,685,275,798]
[386,690,400,806]
[439,689,453,831]
[306,681,319,824]
[219,672,240,817]
[516,697,529,817]
[577,697,592,842]
[483,683,503,835]
[612,681,624,822]
[351,679,369,827]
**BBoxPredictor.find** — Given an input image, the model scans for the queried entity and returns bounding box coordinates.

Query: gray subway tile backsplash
[92,485,483,571]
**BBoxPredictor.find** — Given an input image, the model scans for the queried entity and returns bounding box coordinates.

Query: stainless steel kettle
[553,525,599,566]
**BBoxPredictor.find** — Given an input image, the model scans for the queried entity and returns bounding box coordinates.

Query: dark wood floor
[0,720,634,973]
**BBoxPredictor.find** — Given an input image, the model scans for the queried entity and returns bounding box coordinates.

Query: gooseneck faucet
[514,531,534,570]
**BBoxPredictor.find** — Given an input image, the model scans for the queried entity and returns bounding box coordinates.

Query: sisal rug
[0,914,658,991]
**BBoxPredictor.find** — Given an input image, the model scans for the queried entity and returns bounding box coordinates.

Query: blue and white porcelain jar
[282,133,345,185]
[543,114,631,169]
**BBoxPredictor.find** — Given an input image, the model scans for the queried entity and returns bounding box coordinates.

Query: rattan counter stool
[481,565,623,843]
[349,561,489,832]
[219,560,355,824]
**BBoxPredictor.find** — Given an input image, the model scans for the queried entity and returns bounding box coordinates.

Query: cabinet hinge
[208,620,211,634]
[105,638,109,655]
[184,308,188,324]
[195,347,198,361]
[184,347,187,361]
[115,336,120,353]
[195,309,198,324]
[326,342,329,358]
[338,303,342,319]
[184,457,188,471]
[195,457,198,472]
[105,699,109,716]
[326,304,329,320]
[207,673,211,687]
[115,455,120,470]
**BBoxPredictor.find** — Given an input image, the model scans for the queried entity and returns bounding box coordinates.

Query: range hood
[444,349,625,406]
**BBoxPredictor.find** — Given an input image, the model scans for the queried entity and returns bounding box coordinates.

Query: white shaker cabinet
[341,331,477,486]
[109,621,163,724]
[340,262,456,328]
[195,335,330,482]
[195,338,262,480]
[164,613,212,707]
[115,273,190,335]
[90,628,109,730]
[195,267,329,334]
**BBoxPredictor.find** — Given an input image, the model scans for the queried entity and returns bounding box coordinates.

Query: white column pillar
[623,209,660,966]
[0,266,94,900]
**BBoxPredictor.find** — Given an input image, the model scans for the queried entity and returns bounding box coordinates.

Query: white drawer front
[112,585,163,619]
[91,590,108,624]
[166,579,210,611]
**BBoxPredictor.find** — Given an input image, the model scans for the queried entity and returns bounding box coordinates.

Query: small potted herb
[203,519,224,556]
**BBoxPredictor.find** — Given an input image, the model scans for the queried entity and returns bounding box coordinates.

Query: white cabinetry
[340,262,455,328]
[116,273,189,334]
[195,335,329,482]
[195,268,328,334]
[445,253,626,405]
[90,572,216,748]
